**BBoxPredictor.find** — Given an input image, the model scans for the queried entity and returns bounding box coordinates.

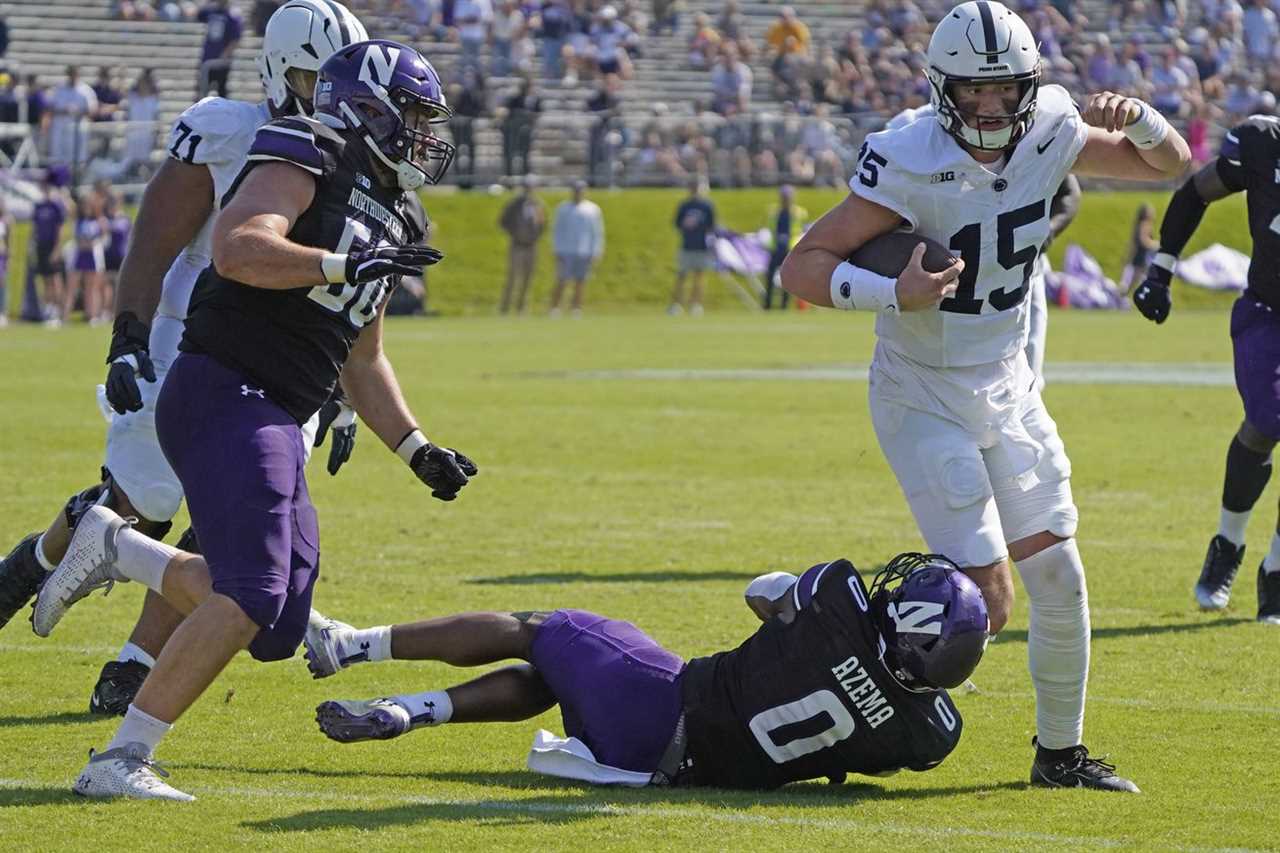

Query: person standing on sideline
[549,180,604,317]
[669,176,715,316]
[499,175,546,314]
[763,184,806,310]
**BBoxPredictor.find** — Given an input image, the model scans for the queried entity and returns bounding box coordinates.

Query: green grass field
[0,306,1276,851]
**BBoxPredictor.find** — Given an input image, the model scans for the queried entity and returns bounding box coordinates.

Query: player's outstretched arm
[1133,160,1238,324]
[1072,92,1191,181]
[341,304,478,502]
[104,158,216,414]
[780,192,960,311]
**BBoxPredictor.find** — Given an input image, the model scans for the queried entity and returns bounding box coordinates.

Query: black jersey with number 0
[181,115,429,423]
[680,559,963,789]
[1217,116,1280,307]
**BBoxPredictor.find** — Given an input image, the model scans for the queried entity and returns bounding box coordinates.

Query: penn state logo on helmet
[313,39,455,190]
[926,0,1041,151]
[869,552,989,691]
[256,0,369,118]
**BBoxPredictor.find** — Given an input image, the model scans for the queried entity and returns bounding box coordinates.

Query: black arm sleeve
[1157,177,1210,257]
[1044,174,1082,249]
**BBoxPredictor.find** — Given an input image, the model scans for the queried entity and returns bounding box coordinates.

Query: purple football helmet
[313,39,455,189]
[869,553,989,691]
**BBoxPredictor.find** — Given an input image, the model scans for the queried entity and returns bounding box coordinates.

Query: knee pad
[998,476,1079,544]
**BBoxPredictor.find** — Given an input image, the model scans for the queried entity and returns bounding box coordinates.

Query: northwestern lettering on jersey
[830,655,896,729]
[347,187,405,243]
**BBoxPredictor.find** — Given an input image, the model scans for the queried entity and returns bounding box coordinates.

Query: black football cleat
[1258,564,1280,625]
[0,534,48,631]
[1030,739,1140,793]
[89,660,152,716]
[1195,535,1244,611]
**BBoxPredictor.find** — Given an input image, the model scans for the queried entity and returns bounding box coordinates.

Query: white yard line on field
[538,363,1235,387]
[0,777,1263,852]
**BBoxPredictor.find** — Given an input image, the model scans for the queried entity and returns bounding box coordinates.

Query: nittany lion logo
[888,600,944,635]
[358,44,402,90]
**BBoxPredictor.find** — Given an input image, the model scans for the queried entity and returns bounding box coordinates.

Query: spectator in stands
[650,0,678,36]
[251,0,279,35]
[1193,36,1227,101]
[629,103,685,183]
[48,67,98,169]
[549,180,604,317]
[770,37,808,102]
[31,175,67,326]
[1243,0,1278,63]
[687,12,721,70]
[1150,46,1192,117]
[197,0,243,98]
[1119,202,1159,290]
[0,73,18,160]
[0,15,8,59]
[538,0,574,79]
[1224,72,1261,119]
[710,43,752,117]
[501,76,542,177]
[454,0,494,76]
[22,74,50,157]
[121,68,161,178]
[92,67,125,122]
[766,7,811,58]
[1109,38,1148,96]
[1186,101,1213,166]
[582,5,637,81]
[498,175,546,314]
[448,68,488,188]
[715,0,755,60]
[586,74,624,186]
[669,176,715,316]
[762,183,805,310]
[492,0,526,77]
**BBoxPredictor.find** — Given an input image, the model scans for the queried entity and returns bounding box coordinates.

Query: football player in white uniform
[781,0,1189,792]
[0,0,368,713]
[884,104,1081,385]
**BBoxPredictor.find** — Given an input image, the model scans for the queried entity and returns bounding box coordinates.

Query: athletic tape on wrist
[395,429,430,465]
[321,253,348,284]
[1151,251,1178,273]
[1123,101,1170,149]
[830,261,899,312]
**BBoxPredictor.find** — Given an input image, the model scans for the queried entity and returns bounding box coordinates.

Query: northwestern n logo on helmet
[358,44,401,89]
[888,600,945,635]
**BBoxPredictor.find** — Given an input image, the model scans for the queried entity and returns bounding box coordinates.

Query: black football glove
[343,245,444,285]
[1132,264,1172,324]
[409,444,479,501]
[104,311,156,415]
[314,397,358,476]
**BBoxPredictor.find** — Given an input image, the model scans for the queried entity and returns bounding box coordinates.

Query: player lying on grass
[305,554,988,789]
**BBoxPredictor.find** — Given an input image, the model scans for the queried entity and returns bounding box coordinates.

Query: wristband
[1151,251,1178,274]
[830,261,899,312]
[1123,101,1170,150]
[395,428,430,465]
[321,253,347,285]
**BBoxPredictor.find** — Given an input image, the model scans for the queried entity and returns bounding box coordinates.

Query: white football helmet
[926,0,1040,150]
[257,0,369,117]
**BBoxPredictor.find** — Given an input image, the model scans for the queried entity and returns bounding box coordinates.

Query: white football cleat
[32,506,129,637]
[315,698,413,742]
[73,744,194,801]
[303,609,356,679]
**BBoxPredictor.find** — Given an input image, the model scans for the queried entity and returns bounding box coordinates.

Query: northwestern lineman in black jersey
[1133,115,1280,625]
[302,555,988,791]
[31,41,478,802]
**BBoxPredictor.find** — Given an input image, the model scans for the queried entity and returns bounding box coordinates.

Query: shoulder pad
[1223,115,1280,163]
[167,97,267,167]
[247,117,325,176]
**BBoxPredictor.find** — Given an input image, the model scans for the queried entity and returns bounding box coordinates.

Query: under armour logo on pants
[240,385,265,398]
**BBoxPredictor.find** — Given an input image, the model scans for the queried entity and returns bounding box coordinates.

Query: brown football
[849,231,957,278]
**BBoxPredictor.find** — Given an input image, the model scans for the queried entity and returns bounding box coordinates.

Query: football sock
[117,642,156,669]
[390,690,453,727]
[32,534,56,572]
[1218,510,1250,549]
[1016,539,1089,751]
[113,527,178,595]
[1263,532,1280,574]
[107,704,172,756]
[337,626,392,665]
[1221,436,1272,519]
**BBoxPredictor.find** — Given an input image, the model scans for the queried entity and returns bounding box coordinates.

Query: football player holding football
[0,1,371,716]
[1132,115,1280,625]
[30,40,476,801]
[304,554,987,790]
[781,0,1189,791]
